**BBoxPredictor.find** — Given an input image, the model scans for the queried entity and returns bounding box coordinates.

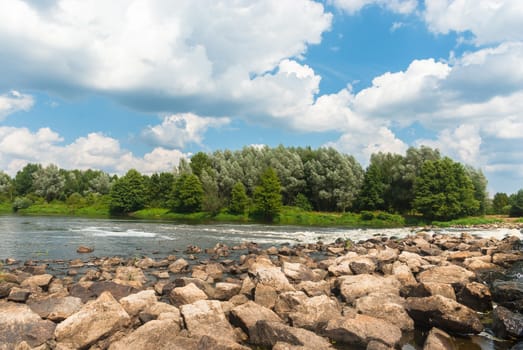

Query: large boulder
[0,302,56,348]
[354,292,414,331]
[27,295,83,322]
[119,290,157,316]
[214,282,241,301]
[337,274,401,304]
[250,320,333,349]
[169,283,208,306]
[69,281,139,302]
[323,314,402,348]
[250,263,294,293]
[417,265,475,288]
[282,262,319,282]
[114,266,147,288]
[457,282,492,312]
[492,306,523,339]
[423,327,456,350]
[296,280,331,297]
[230,300,282,337]
[491,281,523,312]
[180,300,237,341]
[406,295,484,334]
[108,319,182,350]
[54,291,131,348]
[20,274,53,289]
[169,258,189,273]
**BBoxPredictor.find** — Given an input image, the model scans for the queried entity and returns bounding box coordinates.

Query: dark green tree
[171,174,204,213]
[109,169,146,214]
[465,166,488,215]
[413,158,479,221]
[189,152,211,179]
[357,162,386,211]
[253,167,282,221]
[145,172,174,208]
[509,189,523,217]
[14,163,41,196]
[229,181,249,214]
[294,193,312,211]
[492,192,509,214]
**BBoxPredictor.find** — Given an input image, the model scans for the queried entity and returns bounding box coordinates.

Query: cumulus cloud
[142,113,230,149]
[0,90,34,120]
[0,127,188,176]
[423,0,523,45]
[329,0,418,14]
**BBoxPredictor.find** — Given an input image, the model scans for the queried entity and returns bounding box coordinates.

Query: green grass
[16,201,110,218]
[515,217,523,223]
[431,216,503,227]
[0,202,11,214]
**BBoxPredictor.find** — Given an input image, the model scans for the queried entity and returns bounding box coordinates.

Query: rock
[180,300,237,341]
[230,301,282,336]
[214,282,241,301]
[69,281,139,302]
[141,301,181,322]
[492,306,523,338]
[492,252,523,266]
[349,256,377,275]
[337,274,401,304]
[135,257,155,269]
[423,327,456,350]
[282,262,319,282]
[250,320,333,348]
[0,302,56,348]
[119,290,157,316]
[76,246,94,253]
[406,295,484,334]
[417,265,475,287]
[114,266,147,288]
[108,319,182,350]
[168,258,189,273]
[54,291,131,348]
[175,277,215,298]
[27,296,83,322]
[323,314,402,347]
[296,280,331,296]
[457,282,492,312]
[7,287,31,302]
[20,274,53,288]
[197,335,251,350]
[239,276,255,296]
[328,262,353,276]
[255,283,278,309]
[170,283,208,306]
[0,282,17,298]
[391,261,417,288]
[355,292,414,331]
[491,280,523,311]
[249,257,294,292]
[420,283,457,300]
[205,263,225,280]
[398,251,428,273]
[447,251,482,262]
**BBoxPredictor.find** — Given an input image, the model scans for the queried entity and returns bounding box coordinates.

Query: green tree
[229,181,249,214]
[509,189,523,217]
[109,169,146,214]
[413,158,479,221]
[190,152,212,179]
[253,167,282,221]
[14,163,41,196]
[32,164,66,202]
[171,174,204,213]
[145,172,174,208]
[465,166,488,215]
[357,162,386,211]
[0,171,13,201]
[492,192,509,214]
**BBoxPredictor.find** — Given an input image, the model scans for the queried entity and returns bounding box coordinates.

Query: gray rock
[180,300,237,341]
[27,296,83,322]
[250,320,333,348]
[230,300,282,337]
[337,274,401,304]
[492,306,523,339]
[457,282,492,312]
[355,292,414,331]
[0,282,18,298]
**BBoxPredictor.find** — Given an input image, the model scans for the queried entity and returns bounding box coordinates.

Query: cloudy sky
[0,0,522,195]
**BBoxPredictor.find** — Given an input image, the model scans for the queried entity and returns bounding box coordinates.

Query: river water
[1,215,522,350]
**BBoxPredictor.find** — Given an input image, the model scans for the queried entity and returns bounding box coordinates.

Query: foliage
[14,163,41,196]
[431,217,503,227]
[509,189,523,217]
[229,181,249,214]
[413,158,479,221]
[109,169,146,214]
[492,192,509,214]
[465,166,488,215]
[190,152,212,178]
[12,196,33,212]
[294,193,312,211]
[33,164,66,202]
[0,171,13,201]
[253,167,282,221]
[144,172,174,208]
[171,174,204,213]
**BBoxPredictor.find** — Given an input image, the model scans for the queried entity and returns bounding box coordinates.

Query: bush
[360,211,374,220]
[12,196,33,212]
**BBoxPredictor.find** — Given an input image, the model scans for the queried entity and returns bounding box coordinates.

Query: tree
[253,167,282,221]
[229,181,249,214]
[357,162,386,211]
[190,152,212,179]
[465,166,488,215]
[171,174,204,213]
[492,192,509,214]
[145,172,174,208]
[509,189,523,217]
[109,169,146,214]
[0,171,13,201]
[413,158,479,221]
[14,163,41,196]
[32,164,66,202]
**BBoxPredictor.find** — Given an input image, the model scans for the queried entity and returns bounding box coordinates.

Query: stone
[76,246,94,253]
[447,251,482,262]
[421,283,457,300]
[20,274,53,288]
[337,274,401,304]
[119,290,157,316]
[141,301,181,322]
[7,287,31,302]
[170,283,208,306]
[135,257,155,269]
[250,320,333,348]
[457,282,492,312]
[27,296,83,322]
[296,280,331,296]
[255,283,278,309]
[0,302,56,348]
[197,335,251,350]
[349,256,377,275]
[249,257,294,292]
[230,301,282,336]
[423,327,456,350]
[180,300,237,341]
[406,295,484,334]
[282,262,318,282]
[239,276,255,296]
[168,258,189,273]
[492,306,523,338]
[391,261,417,288]
[69,281,139,302]
[0,282,17,298]
[398,251,428,273]
[355,292,414,331]
[493,252,523,266]
[214,282,241,301]
[417,265,475,287]
[114,266,147,288]
[108,319,182,350]
[205,263,225,280]
[54,291,131,348]
[323,314,402,347]
[328,262,353,276]
[288,294,341,331]
[175,277,215,298]
[491,280,523,307]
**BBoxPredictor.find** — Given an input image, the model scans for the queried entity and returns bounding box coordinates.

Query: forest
[0,145,522,223]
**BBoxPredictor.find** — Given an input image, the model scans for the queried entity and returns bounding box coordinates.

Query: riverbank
[1,230,523,349]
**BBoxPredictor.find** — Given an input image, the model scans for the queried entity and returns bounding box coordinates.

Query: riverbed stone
[296,280,331,296]
[250,320,333,348]
[457,282,492,312]
[0,282,17,298]
[168,258,189,273]
[417,265,476,287]
[20,274,53,289]
[69,281,139,302]
[108,318,182,350]
[54,291,131,348]
[7,287,31,302]
[169,283,208,306]
[27,295,83,322]
[114,266,147,288]
[337,274,401,304]
[492,306,523,338]
[180,300,238,341]
[0,302,56,348]
[355,292,414,331]
[214,282,241,301]
[230,301,282,336]
[119,289,157,316]
[423,327,456,350]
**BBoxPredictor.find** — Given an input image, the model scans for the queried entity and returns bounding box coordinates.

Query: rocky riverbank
[1,230,523,350]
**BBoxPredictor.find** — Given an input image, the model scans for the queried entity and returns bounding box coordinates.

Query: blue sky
[0,0,522,195]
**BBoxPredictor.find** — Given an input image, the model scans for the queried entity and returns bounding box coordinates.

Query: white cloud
[0,90,34,120]
[424,0,523,44]
[330,0,418,14]
[142,113,230,149]
[0,127,188,176]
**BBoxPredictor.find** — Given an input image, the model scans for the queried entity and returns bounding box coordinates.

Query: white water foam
[72,227,157,238]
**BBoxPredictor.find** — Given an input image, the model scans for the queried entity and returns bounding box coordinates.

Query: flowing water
[0,215,522,349]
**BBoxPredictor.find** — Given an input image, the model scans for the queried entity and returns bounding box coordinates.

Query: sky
[0,0,522,195]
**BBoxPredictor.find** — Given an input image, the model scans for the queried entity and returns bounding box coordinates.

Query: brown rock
[180,300,238,341]
[76,246,94,253]
[114,266,147,288]
[457,282,492,312]
[423,327,456,350]
[27,296,83,322]
[20,274,53,289]
[230,301,282,336]
[214,282,241,301]
[69,281,139,302]
[250,320,333,348]
[417,265,475,288]
[7,287,31,302]
[108,319,182,350]
[337,274,401,304]
[296,280,331,297]
[197,335,251,350]
[169,283,208,306]
[255,283,278,309]
[169,258,189,273]
[355,292,414,331]
[119,290,157,316]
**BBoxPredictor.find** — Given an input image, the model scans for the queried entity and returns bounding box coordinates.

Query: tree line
[1,145,522,221]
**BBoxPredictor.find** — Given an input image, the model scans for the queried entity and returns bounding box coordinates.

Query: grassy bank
[14,201,110,218]
[431,217,504,227]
